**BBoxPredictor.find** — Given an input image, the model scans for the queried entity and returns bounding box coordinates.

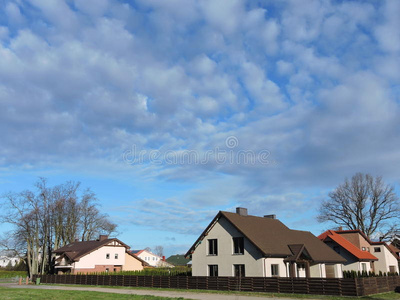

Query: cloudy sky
[1,0,399,256]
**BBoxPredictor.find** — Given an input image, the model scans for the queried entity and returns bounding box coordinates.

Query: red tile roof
[318,230,378,261]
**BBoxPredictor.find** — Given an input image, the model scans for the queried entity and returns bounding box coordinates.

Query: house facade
[186,208,345,278]
[319,230,399,274]
[0,256,20,268]
[132,250,174,268]
[53,235,148,274]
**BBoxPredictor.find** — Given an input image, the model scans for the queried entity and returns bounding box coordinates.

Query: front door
[325,264,335,278]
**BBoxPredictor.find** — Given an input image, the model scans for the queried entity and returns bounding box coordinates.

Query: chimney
[264,214,276,219]
[162,256,165,261]
[236,207,248,216]
[99,235,108,241]
[338,226,343,231]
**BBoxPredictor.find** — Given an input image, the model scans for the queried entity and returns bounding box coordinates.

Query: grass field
[48,284,400,299]
[0,287,190,300]
[2,285,399,300]
[0,271,27,278]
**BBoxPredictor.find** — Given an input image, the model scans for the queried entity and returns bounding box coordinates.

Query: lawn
[4,284,399,300]
[0,287,190,300]
[0,271,27,278]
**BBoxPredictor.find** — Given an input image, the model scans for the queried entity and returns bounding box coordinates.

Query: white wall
[372,245,399,273]
[135,250,169,267]
[264,258,287,277]
[0,256,20,268]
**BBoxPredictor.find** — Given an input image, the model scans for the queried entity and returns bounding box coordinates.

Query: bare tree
[154,245,164,257]
[0,178,118,277]
[318,173,399,237]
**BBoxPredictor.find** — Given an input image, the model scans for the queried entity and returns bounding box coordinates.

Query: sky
[0,0,399,257]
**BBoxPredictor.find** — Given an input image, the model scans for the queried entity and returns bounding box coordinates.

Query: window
[113,268,117,272]
[271,264,279,276]
[105,268,109,273]
[106,253,110,259]
[115,254,118,259]
[374,247,381,253]
[208,239,218,255]
[209,265,218,277]
[233,237,244,254]
[234,264,245,277]
[361,263,367,272]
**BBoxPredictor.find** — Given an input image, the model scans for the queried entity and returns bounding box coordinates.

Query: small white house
[186,208,345,278]
[132,250,174,268]
[53,235,148,274]
[0,256,20,268]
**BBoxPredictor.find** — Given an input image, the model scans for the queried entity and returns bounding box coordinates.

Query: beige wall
[123,253,144,271]
[372,245,399,273]
[191,216,264,276]
[339,232,371,252]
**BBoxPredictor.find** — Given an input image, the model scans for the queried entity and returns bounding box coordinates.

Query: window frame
[208,265,218,277]
[233,237,244,255]
[271,264,279,276]
[233,264,245,277]
[208,239,218,256]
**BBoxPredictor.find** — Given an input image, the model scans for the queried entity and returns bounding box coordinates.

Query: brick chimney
[236,207,248,216]
[264,214,276,219]
[99,235,108,241]
[162,256,165,261]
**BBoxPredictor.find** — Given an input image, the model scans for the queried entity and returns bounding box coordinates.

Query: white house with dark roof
[53,235,148,274]
[185,208,346,278]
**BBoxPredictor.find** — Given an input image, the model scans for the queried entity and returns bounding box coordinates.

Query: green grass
[34,284,400,300]
[0,287,191,300]
[0,271,27,278]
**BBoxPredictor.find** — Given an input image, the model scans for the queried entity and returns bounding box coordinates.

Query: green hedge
[0,270,28,278]
[343,270,399,278]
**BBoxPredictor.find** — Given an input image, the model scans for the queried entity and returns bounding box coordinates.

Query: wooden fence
[32,275,400,296]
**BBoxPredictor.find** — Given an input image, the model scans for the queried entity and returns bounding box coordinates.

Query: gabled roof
[318,230,378,261]
[388,244,400,257]
[54,238,129,262]
[186,211,346,263]
[126,252,149,266]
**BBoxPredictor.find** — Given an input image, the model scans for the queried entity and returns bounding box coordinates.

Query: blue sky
[0,0,400,257]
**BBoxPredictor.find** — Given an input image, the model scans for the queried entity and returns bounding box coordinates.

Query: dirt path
[0,283,318,300]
